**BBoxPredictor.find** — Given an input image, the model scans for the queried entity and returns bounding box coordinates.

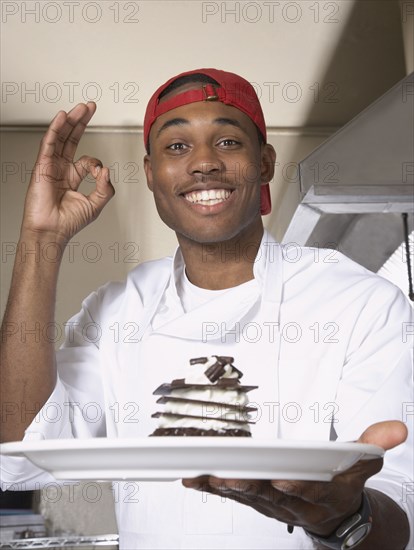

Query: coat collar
[146,231,283,340]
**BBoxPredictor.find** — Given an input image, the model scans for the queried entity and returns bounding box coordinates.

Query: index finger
[36,103,95,161]
[60,102,97,160]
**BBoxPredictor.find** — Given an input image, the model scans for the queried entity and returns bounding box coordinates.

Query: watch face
[344,523,372,548]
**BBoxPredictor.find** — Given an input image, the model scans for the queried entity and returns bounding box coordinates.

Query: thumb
[358,420,408,451]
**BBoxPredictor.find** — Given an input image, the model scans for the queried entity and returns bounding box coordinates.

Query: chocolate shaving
[230,365,243,379]
[214,356,243,379]
[215,378,239,388]
[172,379,187,387]
[152,382,258,395]
[214,356,234,365]
[189,357,208,365]
[204,359,226,382]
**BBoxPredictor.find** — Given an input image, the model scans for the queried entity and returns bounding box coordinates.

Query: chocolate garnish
[189,357,208,365]
[216,378,239,388]
[152,381,258,395]
[214,356,234,365]
[172,379,186,387]
[204,356,242,383]
[204,359,226,382]
[214,356,243,379]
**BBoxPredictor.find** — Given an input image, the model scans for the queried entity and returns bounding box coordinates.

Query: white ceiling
[0,0,408,128]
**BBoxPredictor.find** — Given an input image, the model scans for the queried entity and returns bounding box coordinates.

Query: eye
[166,142,188,152]
[218,139,240,147]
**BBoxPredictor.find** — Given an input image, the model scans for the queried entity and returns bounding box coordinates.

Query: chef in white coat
[1,68,413,550]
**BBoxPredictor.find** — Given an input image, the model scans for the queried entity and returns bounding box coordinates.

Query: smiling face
[144,83,276,246]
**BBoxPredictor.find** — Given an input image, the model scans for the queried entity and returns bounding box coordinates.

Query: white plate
[0,438,383,482]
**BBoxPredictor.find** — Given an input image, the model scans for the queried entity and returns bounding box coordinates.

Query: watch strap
[304,491,373,549]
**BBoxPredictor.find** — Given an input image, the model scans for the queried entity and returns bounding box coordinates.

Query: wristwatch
[304,491,373,549]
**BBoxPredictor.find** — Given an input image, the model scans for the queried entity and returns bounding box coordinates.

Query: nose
[187,144,224,178]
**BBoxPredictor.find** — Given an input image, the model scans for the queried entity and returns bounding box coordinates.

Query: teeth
[184,189,231,205]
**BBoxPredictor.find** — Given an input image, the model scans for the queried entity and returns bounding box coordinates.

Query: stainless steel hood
[282,72,414,273]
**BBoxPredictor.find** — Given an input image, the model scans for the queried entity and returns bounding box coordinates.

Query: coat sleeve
[1,259,172,492]
[1,288,107,491]
[333,281,413,549]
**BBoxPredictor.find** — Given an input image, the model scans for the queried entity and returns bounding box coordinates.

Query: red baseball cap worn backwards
[143,68,272,215]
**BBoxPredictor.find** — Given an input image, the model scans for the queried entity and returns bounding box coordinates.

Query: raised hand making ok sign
[21,102,114,246]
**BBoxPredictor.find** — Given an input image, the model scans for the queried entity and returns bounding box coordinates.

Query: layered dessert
[150,356,257,436]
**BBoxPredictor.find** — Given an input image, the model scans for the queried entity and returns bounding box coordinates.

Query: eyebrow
[156,118,188,138]
[156,116,244,138]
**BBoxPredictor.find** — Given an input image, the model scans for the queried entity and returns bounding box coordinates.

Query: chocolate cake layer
[153,381,258,395]
[151,412,255,424]
[150,427,251,437]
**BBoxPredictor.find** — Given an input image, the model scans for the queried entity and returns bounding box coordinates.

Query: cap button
[202,84,219,101]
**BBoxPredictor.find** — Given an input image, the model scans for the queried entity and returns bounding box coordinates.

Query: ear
[143,154,154,192]
[260,144,276,184]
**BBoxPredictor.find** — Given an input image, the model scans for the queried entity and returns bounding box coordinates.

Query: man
[1,68,413,549]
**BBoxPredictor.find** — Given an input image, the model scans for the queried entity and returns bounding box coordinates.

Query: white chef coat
[1,231,413,549]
